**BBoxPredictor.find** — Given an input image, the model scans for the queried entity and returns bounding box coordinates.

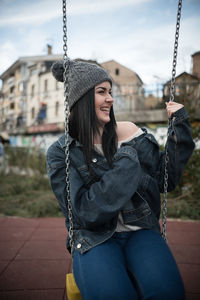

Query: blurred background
[0,0,199,220]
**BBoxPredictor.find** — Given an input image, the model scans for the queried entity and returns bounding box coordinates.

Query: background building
[0,46,63,134]
[0,51,145,135]
[101,60,145,112]
[192,51,200,79]
[163,52,200,108]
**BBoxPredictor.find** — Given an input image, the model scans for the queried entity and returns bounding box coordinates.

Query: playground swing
[62,0,183,299]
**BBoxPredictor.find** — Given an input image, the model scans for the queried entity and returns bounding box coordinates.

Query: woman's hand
[165,101,184,118]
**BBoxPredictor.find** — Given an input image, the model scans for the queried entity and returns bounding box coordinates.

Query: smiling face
[94,81,114,128]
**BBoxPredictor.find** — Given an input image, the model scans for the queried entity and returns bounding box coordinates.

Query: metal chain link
[162,0,182,242]
[62,0,75,254]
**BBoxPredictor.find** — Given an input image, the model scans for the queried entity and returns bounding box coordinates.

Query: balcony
[7,76,15,87]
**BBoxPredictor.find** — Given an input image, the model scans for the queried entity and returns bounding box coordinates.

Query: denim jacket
[46,107,195,254]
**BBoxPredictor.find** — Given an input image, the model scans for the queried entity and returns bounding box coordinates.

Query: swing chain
[63,0,68,61]
[169,0,182,103]
[63,0,75,254]
[162,0,182,242]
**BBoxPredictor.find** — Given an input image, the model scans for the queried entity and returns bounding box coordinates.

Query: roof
[0,54,63,79]
[175,71,199,81]
[164,71,199,85]
[101,59,143,84]
[192,51,200,57]
[0,56,105,80]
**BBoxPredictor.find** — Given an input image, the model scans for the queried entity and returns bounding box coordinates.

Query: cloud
[69,15,200,85]
[69,0,152,15]
[0,1,61,27]
[0,41,16,74]
[68,18,175,83]
[125,16,200,84]
[0,0,199,88]
[0,28,53,75]
[0,0,152,27]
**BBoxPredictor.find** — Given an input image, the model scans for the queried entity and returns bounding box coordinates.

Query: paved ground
[0,217,199,300]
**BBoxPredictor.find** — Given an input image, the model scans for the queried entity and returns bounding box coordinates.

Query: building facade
[163,52,200,102]
[101,60,145,111]
[0,54,144,135]
[192,51,200,79]
[0,52,63,134]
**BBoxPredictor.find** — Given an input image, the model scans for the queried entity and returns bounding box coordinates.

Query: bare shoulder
[116,121,139,141]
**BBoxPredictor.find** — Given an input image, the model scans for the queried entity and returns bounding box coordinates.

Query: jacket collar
[58,127,147,149]
[58,134,82,149]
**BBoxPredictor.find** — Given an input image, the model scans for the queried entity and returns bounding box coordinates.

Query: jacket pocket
[122,191,151,224]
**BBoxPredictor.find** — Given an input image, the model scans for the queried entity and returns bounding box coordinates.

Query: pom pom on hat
[51,60,64,82]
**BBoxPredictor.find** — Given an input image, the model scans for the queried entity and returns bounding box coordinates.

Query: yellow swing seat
[66,272,82,300]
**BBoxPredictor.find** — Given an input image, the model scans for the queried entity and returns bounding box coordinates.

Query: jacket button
[92,158,97,163]
[77,243,82,249]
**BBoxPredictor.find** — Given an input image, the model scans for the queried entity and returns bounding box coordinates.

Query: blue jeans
[73,230,185,300]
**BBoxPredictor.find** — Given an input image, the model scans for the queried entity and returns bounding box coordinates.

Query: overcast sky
[0,0,200,90]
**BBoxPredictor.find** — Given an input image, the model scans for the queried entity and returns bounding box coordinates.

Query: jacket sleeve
[46,144,141,229]
[157,107,195,192]
[46,142,68,219]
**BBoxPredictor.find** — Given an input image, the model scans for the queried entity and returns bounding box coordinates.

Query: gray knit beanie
[51,59,112,110]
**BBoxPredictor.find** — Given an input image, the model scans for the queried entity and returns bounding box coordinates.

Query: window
[10,102,15,109]
[10,86,15,94]
[30,67,37,76]
[31,84,35,97]
[31,107,35,119]
[175,84,180,96]
[164,86,169,96]
[38,104,47,123]
[55,101,59,116]
[17,115,23,127]
[7,75,14,86]
[129,87,134,94]
[121,87,126,95]
[115,68,119,76]
[18,82,23,92]
[44,79,48,92]
[186,83,190,93]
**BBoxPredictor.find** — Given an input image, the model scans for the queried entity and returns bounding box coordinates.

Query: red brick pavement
[0,217,199,300]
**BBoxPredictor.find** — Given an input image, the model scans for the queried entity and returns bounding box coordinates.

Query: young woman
[47,59,194,300]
